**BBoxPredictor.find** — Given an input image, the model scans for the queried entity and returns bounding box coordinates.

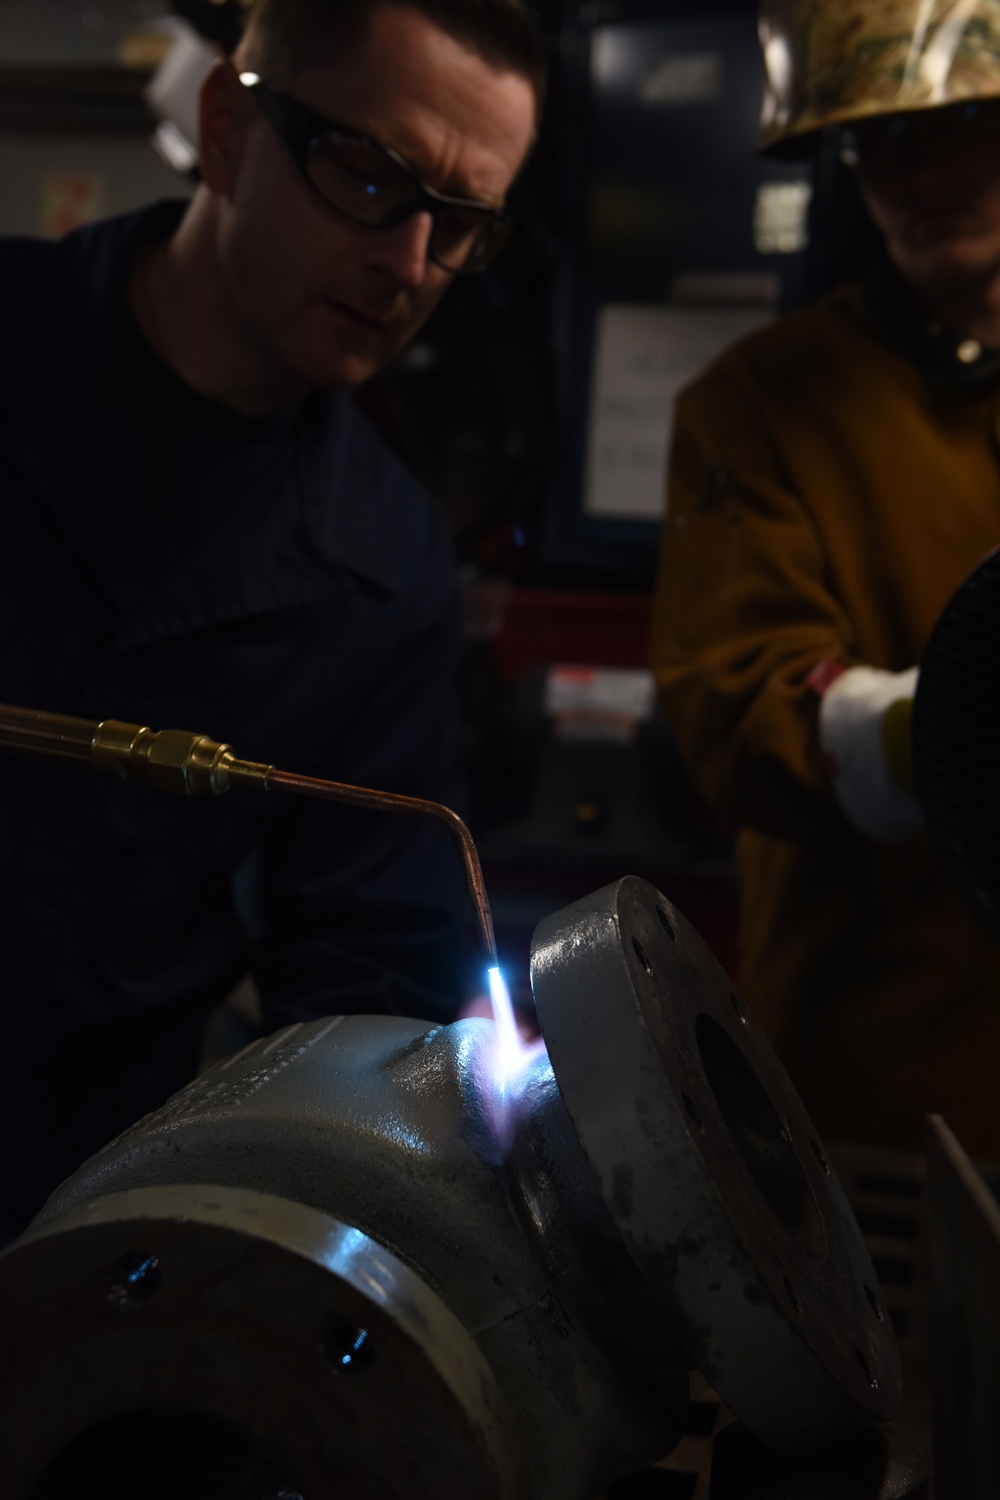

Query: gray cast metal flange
[530,876,902,1453]
[0,1186,527,1500]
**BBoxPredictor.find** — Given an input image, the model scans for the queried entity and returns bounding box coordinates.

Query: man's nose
[367,210,436,289]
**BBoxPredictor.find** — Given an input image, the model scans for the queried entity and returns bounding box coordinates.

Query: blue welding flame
[487,964,547,1092]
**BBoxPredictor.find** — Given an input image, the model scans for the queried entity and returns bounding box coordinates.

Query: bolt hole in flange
[865,1285,886,1323]
[632,935,653,975]
[323,1313,374,1372]
[856,1348,879,1390]
[655,905,676,941]
[811,1138,832,1175]
[695,1015,824,1258]
[30,1410,304,1500]
[107,1250,161,1309]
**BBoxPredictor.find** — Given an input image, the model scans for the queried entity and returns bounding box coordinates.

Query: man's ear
[198,59,250,194]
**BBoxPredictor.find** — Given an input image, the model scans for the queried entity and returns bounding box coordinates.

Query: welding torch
[0,703,497,965]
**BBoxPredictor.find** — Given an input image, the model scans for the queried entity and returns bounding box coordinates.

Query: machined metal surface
[2,1186,525,1500]
[531,879,902,1452]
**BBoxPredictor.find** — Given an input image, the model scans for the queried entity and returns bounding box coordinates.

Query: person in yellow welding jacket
[652,0,1000,1154]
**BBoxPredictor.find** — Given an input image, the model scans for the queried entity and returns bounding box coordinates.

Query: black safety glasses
[239,72,514,275]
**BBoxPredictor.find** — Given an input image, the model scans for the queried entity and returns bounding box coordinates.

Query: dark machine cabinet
[541,0,813,580]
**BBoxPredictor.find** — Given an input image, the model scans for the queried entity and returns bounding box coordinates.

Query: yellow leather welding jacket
[651,278,1000,1154]
[761,0,1000,155]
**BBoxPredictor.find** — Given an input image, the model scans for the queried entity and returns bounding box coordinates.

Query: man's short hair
[238,0,546,106]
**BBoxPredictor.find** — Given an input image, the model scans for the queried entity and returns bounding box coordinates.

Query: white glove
[818,665,923,840]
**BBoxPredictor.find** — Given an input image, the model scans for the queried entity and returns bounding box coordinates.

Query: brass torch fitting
[0,702,497,962]
[92,722,271,797]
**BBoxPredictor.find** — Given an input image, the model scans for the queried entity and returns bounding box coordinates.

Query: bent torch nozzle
[0,703,497,965]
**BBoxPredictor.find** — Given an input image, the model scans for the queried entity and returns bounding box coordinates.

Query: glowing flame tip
[486,964,545,1091]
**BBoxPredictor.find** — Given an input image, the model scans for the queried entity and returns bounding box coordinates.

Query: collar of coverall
[0,199,409,599]
[862,249,1000,391]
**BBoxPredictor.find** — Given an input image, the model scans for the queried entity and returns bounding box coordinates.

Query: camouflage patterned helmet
[760,0,1000,155]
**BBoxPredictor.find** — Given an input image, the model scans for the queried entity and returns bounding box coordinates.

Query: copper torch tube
[265,768,497,965]
[0,703,498,965]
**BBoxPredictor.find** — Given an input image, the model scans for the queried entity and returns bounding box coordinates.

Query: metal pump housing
[0,878,901,1500]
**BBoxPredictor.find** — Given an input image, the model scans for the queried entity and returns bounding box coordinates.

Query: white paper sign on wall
[583,301,774,524]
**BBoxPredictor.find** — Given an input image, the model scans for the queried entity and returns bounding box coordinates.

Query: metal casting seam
[468,1268,575,1338]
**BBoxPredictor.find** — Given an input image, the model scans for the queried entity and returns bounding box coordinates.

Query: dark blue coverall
[0,201,468,1237]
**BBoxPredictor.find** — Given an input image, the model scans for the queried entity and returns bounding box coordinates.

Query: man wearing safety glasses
[652,0,1000,1156]
[0,0,541,1240]
[131,2,538,400]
